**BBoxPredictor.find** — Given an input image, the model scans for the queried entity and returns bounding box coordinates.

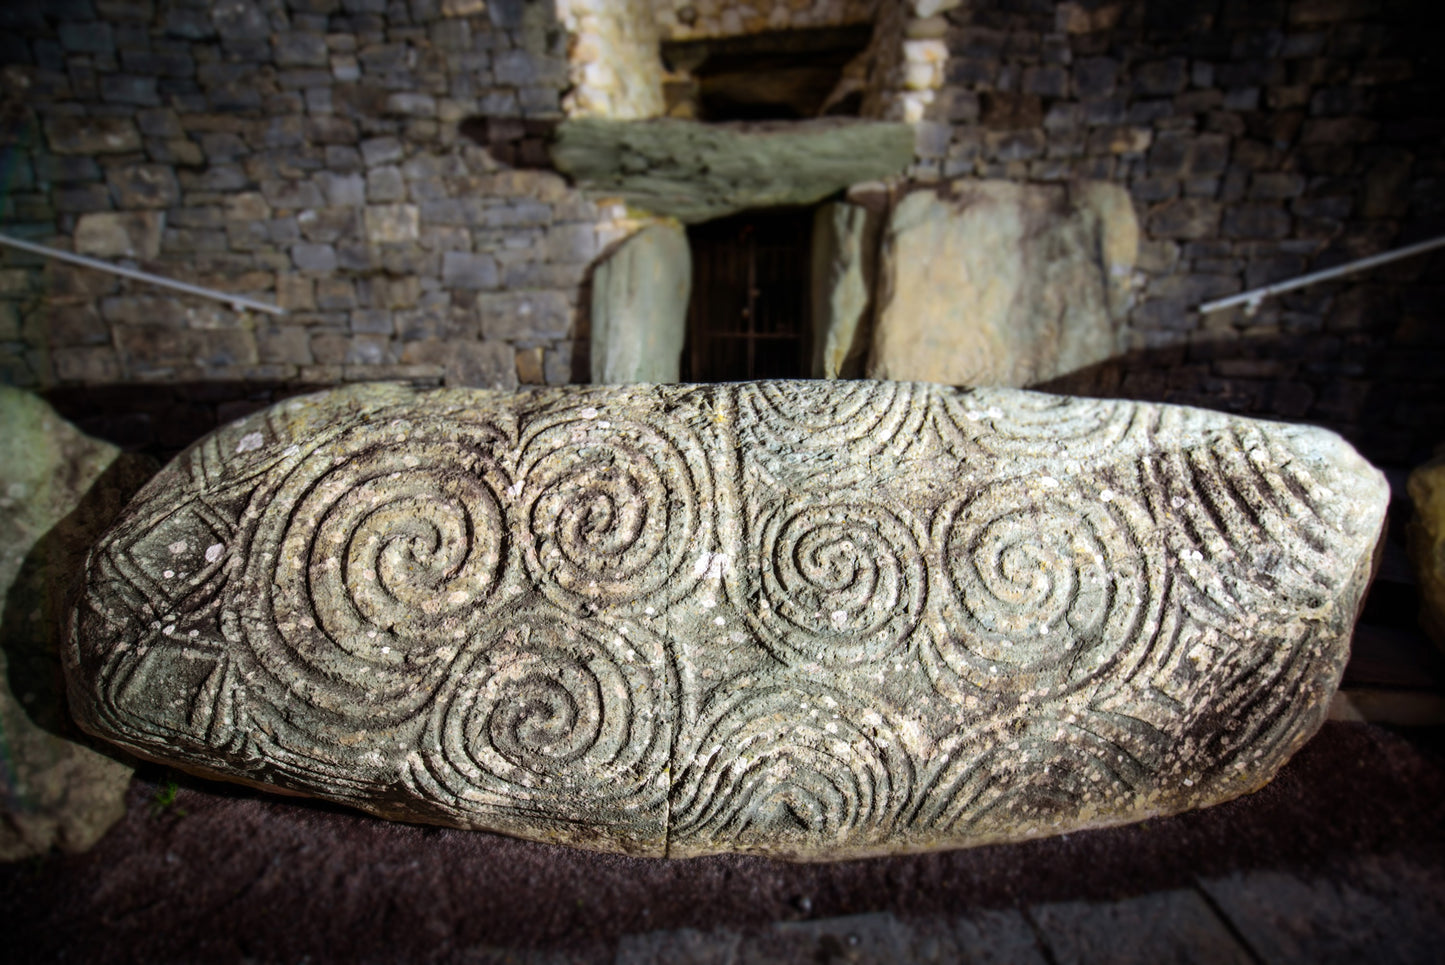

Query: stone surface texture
[67,381,1385,860]
[590,222,692,384]
[867,179,1138,388]
[557,0,668,120]
[0,387,138,860]
[550,119,916,223]
[810,202,879,380]
[560,0,879,121]
[1407,455,1445,650]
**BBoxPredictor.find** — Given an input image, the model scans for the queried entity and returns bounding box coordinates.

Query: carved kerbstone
[66,382,1387,859]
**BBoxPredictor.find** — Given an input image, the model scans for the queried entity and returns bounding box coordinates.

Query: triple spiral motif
[233,416,513,725]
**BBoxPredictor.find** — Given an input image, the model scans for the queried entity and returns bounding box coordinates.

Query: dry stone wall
[652,0,877,42]
[913,0,1445,464]
[0,0,1441,468]
[0,0,615,399]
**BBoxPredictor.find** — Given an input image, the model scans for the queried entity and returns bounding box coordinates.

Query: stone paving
[606,855,1445,965]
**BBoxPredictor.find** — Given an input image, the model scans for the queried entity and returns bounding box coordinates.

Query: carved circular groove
[425,611,670,823]
[670,683,913,851]
[737,381,925,487]
[519,408,712,610]
[938,389,1140,463]
[931,478,1161,693]
[235,418,511,724]
[747,501,926,664]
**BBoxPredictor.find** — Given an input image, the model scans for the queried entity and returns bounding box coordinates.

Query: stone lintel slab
[550,118,916,223]
[66,381,1387,860]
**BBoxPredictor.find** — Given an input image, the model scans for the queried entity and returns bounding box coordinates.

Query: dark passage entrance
[683,208,813,382]
[660,26,873,121]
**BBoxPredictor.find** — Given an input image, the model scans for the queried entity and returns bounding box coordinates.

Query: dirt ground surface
[2,721,1443,964]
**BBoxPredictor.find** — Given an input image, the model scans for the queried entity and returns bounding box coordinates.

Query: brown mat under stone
[1,721,1443,963]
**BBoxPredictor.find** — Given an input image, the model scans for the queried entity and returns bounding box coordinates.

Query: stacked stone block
[916,0,1444,463]
[0,0,597,397]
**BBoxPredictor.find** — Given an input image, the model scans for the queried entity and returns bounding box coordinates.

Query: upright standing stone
[67,382,1386,859]
[810,202,878,380]
[1,388,144,860]
[590,222,692,384]
[867,180,1138,388]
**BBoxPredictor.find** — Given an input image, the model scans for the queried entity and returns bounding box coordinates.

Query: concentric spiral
[518,406,713,611]
[930,477,1162,694]
[914,718,1144,838]
[232,416,512,725]
[669,683,914,854]
[736,381,926,489]
[935,388,1146,466]
[422,611,671,831]
[745,500,926,664]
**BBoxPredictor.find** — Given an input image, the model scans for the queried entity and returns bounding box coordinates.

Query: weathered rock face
[1,388,144,861]
[867,180,1139,388]
[67,381,1385,860]
[590,221,692,384]
[1408,456,1445,650]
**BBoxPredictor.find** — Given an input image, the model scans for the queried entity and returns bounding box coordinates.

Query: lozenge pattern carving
[67,381,1387,859]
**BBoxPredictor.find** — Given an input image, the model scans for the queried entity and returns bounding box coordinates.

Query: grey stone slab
[1199,853,1445,965]
[590,223,690,384]
[810,202,878,380]
[737,912,912,964]
[551,119,916,224]
[617,909,1048,965]
[901,910,1051,965]
[1031,889,1253,965]
[867,180,1137,389]
[66,382,1387,860]
[615,927,742,965]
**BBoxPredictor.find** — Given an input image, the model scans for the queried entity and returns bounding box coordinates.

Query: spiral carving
[68,380,1383,858]
[915,718,1145,837]
[422,611,670,830]
[745,500,926,664]
[936,388,1146,467]
[736,380,926,488]
[233,417,512,725]
[518,406,713,611]
[930,477,1162,694]
[670,683,913,853]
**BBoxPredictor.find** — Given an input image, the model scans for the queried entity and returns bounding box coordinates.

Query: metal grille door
[684,209,812,382]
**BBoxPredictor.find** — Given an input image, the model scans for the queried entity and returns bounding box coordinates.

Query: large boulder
[67,381,1385,860]
[867,180,1139,388]
[0,388,148,860]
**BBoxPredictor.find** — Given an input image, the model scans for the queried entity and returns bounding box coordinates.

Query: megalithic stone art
[65,381,1387,860]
